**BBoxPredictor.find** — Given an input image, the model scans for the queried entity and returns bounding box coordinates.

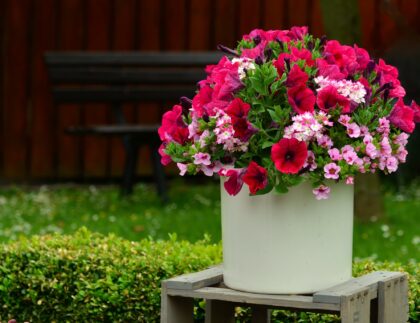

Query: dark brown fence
[0,0,419,182]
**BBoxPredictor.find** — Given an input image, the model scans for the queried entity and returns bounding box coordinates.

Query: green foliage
[0,230,418,322]
[0,228,222,322]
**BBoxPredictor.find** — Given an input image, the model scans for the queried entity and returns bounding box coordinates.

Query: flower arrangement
[159,27,419,199]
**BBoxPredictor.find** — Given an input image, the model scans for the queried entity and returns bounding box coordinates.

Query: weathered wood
[161,284,194,323]
[340,288,371,323]
[378,273,409,323]
[66,124,160,136]
[164,265,223,290]
[167,287,340,312]
[205,300,235,323]
[314,271,401,304]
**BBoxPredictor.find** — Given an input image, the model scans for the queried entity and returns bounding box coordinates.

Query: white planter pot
[221,180,354,294]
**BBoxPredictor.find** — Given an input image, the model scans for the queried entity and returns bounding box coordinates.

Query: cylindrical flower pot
[221,180,354,294]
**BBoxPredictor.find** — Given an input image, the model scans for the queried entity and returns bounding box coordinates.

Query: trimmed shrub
[0,229,418,322]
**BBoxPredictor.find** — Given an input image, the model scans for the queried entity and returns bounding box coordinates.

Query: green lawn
[0,179,418,263]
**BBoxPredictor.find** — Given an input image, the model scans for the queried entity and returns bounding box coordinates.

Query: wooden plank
[340,289,371,323]
[0,0,5,178]
[262,0,286,30]
[56,0,85,178]
[238,0,261,37]
[52,87,197,103]
[378,273,409,323]
[205,300,235,323]
[167,287,340,312]
[45,52,222,66]
[214,0,236,48]
[2,0,32,180]
[358,0,376,50]
[161,284,194,323]
[66,124,159,135]
[188,0,212,50]
[29,0,56,179]
[288,0,309,27]
[111,0,137,178]
[164,266,223,290]
[314,271,400,304]
[83,0,112,179]
[49,68,206,84]
[162,0,187,50]
[309,0,325,38]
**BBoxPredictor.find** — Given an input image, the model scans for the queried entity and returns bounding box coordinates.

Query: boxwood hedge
[0,229,418,322]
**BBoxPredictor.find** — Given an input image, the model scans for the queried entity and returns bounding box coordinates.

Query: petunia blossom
[271,138,308,174]
[287,85,316,114]
[324,162,341,180]
[222,168,246,196]
[242,161,268,194]
[313,185,331,200]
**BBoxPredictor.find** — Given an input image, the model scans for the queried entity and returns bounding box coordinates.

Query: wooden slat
[66,124,159,136]
[111,0,137,178]
[161,285,194,323]
[162,0,187,50]
[262,0,286,30]
[359,0,376,50]
[340,289,371,323]
[310,0,325,38]
[49,68,206,84]
[45,51,222,66]
[188,0,212,50]
[2,0,31,179]
[238,0,261,37]
[214,0,236,48]
[313,271,402,304]
[164,266,223,290]
[83,0,112,178]
[167,287,340,312]
[52,87,197,103]
[29,0,56,179]
[56,0,85,179]
[288,0,309,27]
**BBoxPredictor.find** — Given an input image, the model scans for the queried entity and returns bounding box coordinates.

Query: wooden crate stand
[161,266,408,323]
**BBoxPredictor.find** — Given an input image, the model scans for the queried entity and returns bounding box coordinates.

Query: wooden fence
[0,0,419,181]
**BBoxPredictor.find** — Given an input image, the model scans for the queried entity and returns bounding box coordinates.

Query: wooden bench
[45,51,223,199]
[161,266,409,322]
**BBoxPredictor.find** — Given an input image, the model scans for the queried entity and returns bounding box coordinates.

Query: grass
[0,178,418,263]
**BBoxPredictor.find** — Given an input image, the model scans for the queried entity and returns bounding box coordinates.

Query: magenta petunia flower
[389,99,415,133]
[324,162,341,180]
[222,168,246,196]
[410,100,420,123]
[158,144,172,166]
[316,85,350,113]
[158,105,189,144]
[285,65,309,88]
[287,85,315,114]
[271,138,308,174]
[242,161,268,194]
[225,98,251,118]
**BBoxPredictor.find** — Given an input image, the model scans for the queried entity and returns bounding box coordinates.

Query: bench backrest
[45,51,224,104]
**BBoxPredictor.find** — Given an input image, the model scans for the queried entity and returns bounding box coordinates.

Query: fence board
[83,0,112,179]
[262,0,286,30]
[2,0,32,180]
[110,0,137,178]
[56,0,85,179]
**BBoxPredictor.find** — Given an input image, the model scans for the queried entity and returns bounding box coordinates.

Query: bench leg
[251,305,271,323]
[121,137,138,196]
[151,143,168,203]
[340,288,370,323]
[377,274,409,323]
[161,289,194,323]
[205,300,235,323]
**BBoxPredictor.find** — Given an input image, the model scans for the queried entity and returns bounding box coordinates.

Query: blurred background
[0,0,418,184]
[0,0,418,259]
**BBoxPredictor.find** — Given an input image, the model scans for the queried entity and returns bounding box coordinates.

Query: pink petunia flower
[343,150,359,165]
[386,156,398,173]
[328,148,342,161]
[312,185,331,200]
[317,135,333,148]
[193,152,211,166]
[346,123,360,138]
[345,176,354,185]
[380,137,392,156]
[396,146,408,163]
[324,162,341,180]
[303,150,317,171]
[338,115,351,126]
[177,163,188,176]
[365,143,378,159]
[389,98,415,133]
